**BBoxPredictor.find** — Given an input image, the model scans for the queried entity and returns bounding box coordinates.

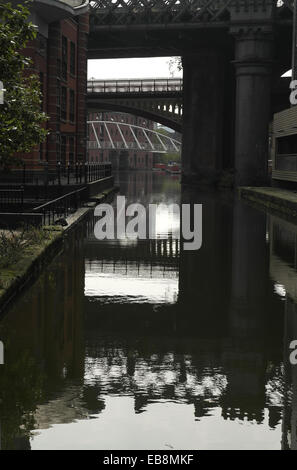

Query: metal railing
[86,162,112,182]
[87,78,183,94]
[32,187,87,225]
[0,189,24,211]
[0,162,112,187]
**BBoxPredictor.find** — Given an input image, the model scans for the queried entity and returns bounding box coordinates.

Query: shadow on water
[0,171,296,449]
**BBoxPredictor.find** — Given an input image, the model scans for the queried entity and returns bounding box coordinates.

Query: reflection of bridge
[88,119,182,154]
[87,79,183,132]
[89,1,293,186]
[84,238,180,267]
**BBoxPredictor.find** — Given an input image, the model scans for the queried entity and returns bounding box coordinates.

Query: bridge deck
[87,78,183,95]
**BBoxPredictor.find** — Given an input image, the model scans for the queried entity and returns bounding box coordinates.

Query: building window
[39,142,43,161]
[61,136,67,164]
[57,59,61,78]
[62,36,68,81]
[69,137,75,163]
[70,42,76,76]
[69,89,75,122]
[39,72,44,110]
[57,79,61,119]
[38,34,46,57]
[276,135,297,171]
[56,133,61,162]
[61,86,67,121]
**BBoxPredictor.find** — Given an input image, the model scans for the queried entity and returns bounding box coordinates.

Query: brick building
[88,111,154,170]
[17,0,89,167]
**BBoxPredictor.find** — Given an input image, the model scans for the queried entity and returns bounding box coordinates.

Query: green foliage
[0,227,50,269]
[168,57,182,76]
[0,1,48,167]
[0,342,44,449]
[155,152,181,164]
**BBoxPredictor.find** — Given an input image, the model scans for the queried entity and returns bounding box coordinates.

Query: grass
[0,226,63,293]
[0,227,51,269]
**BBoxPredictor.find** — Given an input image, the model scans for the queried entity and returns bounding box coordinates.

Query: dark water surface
[0,171,296,450]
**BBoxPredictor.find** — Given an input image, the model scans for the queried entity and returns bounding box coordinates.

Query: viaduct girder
[87,79,183,132]
[89,0,293,59]
[88,1,294,186]
[90,0,293,28]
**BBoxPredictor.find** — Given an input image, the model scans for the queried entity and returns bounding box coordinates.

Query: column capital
[231,27,274,41]
[232,26,274,66]
[229,0,275,35]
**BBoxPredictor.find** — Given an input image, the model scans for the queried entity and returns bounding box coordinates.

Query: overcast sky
[88,57,183,80]
[282,69,292,77]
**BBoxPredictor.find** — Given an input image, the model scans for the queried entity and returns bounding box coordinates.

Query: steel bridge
[88,1,294,186]
[89,1,293,59]
[90,0,293,28]
[87,78,183,132]
[88,120,182,153]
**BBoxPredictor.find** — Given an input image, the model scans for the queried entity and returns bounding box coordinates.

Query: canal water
[0,171,296,450]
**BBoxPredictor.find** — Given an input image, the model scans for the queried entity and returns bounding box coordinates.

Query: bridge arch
[87,100,182,134]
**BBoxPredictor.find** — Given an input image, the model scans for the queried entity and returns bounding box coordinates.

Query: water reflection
[0,171,296,449]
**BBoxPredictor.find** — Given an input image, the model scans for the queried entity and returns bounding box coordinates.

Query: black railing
[86,162,112,182]
[32,187,87,225]
[0,162,112,187]
[0,189,24,209]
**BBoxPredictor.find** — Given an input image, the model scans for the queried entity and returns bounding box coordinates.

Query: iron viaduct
[88,1,293,186]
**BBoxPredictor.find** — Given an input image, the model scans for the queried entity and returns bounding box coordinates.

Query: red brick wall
[18,12,89,168]
[88,111,154,170]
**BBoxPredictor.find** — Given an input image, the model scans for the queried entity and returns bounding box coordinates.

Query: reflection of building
[88,112,154,169]
[1,175,295,449]
[16,1,89,165]
[0,227,85,449]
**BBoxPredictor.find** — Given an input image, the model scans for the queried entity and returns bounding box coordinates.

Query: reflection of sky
[29,347,285,450]
[85,202,181,304]
[30,398,282,450]
[85,263,178,304]
[98,201,181,241]
[154,205,180,239]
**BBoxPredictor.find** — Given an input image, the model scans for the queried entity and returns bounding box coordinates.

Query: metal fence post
[22,162,26,187]
[57,161,61,186]
[84,162,88,184]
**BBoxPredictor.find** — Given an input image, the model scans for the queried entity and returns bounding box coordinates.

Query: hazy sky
[88,57,182,80]
[282,69,292,77]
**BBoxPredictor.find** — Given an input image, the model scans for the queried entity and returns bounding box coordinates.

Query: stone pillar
[232,30,273,186]
[181,49,226,185]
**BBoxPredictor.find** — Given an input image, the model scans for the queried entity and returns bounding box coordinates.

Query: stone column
[232,30,273,186]
[181,49,226,185]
